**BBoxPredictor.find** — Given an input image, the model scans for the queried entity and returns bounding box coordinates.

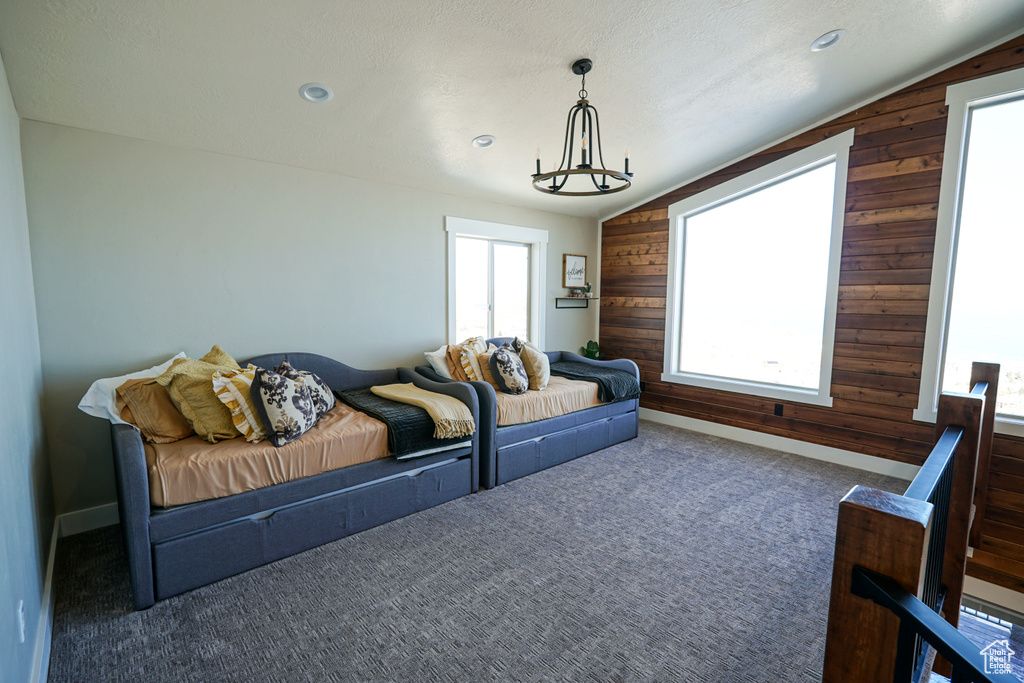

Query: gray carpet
[49,420,905,682]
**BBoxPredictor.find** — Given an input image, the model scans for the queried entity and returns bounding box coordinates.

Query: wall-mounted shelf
[555,297,599,309]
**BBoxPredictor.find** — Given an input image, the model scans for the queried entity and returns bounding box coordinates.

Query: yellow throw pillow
[200,345,239,369]
[212,365,265,443]
[476,352,503,391]
[457,336,488,381]
[446,346,471,381]
[115,378,194,444]
[515,339,550,391]
[156,345,241,443]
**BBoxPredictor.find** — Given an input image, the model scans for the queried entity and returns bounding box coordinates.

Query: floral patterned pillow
[274,360,335,420]
[488,342,529,395]
[251,365,319,447]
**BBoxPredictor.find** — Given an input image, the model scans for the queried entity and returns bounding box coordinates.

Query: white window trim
[914,67,1024,437]
[661,128,854,406]
[445,216,548,345]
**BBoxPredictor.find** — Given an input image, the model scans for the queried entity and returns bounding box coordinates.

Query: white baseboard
[58,502,119,537]
[964,576,1024,624]
[29,502,120,683]
[30,517,59,683]
[639,407,920,481]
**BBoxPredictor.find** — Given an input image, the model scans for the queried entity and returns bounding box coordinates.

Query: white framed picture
[562,254,587,289]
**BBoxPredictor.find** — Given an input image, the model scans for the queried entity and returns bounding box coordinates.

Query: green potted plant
[581,340,604,360]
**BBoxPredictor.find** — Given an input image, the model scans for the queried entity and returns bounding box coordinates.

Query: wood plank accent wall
[600,35,1024,594]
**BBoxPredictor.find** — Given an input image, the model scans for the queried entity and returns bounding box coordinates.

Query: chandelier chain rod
[555,104,577,176]
[553,105,585,192]
[590,106,607,171]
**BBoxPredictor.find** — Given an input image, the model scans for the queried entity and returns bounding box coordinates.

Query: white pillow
[78,353,187,425]
[424,345,452,379]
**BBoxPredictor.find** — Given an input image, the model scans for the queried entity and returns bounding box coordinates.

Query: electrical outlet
[17,600,25,644]
[774,403,784,417]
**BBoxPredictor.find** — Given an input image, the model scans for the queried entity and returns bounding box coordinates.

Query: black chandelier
[532,58,632,196]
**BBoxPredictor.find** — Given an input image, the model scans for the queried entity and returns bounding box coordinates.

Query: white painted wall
[0,54,52,682]
[19,120,600,513]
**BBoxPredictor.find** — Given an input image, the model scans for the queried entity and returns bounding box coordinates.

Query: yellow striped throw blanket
[369,383,475,439]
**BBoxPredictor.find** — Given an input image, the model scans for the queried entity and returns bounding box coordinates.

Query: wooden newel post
[822,486,933,682]
[929,389,983,678]
[968,361,1000,549]
[935,390,983,631]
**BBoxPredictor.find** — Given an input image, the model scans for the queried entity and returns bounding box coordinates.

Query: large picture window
[446,217,547,344]
[662,130,853,405]
[916,68,1024,434]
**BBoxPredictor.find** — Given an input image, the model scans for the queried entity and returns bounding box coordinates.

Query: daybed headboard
[484,338,640,381]
[242,353,398,392]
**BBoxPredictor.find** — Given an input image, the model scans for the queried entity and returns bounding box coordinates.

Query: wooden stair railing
[822,361,999,683]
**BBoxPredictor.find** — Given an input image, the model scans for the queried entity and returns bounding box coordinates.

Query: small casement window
[662,129,853,406]
[445,217,548,344]
[916,67,1024,435]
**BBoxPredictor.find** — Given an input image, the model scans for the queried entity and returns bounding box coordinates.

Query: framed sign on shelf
[562,254,587,289]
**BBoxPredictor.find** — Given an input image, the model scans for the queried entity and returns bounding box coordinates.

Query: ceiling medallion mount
[532,58,632,196]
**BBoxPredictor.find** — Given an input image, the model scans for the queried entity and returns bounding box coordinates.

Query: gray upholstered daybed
[416,338,639,489]
[111,353,479,609]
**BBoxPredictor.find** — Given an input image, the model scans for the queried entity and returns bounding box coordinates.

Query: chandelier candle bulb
[625,148,630,175]
[536,149,541,175]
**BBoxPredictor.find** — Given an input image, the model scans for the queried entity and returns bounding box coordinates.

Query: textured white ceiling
[1,1,1023,219]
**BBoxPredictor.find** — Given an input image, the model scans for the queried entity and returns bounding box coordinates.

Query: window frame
[661,128,854,406]
[914,67,1024,436]
[445,216,548,344]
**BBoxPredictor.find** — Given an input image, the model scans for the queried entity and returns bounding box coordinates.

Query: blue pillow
[489,342,529,395]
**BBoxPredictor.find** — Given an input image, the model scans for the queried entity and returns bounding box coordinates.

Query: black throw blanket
[549,361,641,403]
[334,387,468,459]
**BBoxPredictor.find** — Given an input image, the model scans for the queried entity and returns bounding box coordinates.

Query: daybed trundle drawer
[152,456,473,598]
[496,412,638,486]
[152,518,263,600]
[577,411,638,452]
[263,455,472,560]
[497,430,575,485]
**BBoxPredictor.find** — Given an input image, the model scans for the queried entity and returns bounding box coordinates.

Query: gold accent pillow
[476,352,503,391]
[212,365,265,443]
[514,338,550,391]
[115,378,193,444]
[155,345,241,443]
[446,346,471,381]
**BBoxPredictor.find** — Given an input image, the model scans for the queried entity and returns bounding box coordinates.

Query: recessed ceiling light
[299,83,333,103]
[472,135,496,148]
[810,29,846,52]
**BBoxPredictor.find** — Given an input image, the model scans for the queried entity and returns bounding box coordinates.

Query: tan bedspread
[495,376,602,426]
[146,403,389,507]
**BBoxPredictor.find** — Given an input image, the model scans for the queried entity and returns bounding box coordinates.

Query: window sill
[660,371,834,407]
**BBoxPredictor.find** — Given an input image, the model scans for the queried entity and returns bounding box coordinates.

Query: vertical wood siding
[600,35,1024,592]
